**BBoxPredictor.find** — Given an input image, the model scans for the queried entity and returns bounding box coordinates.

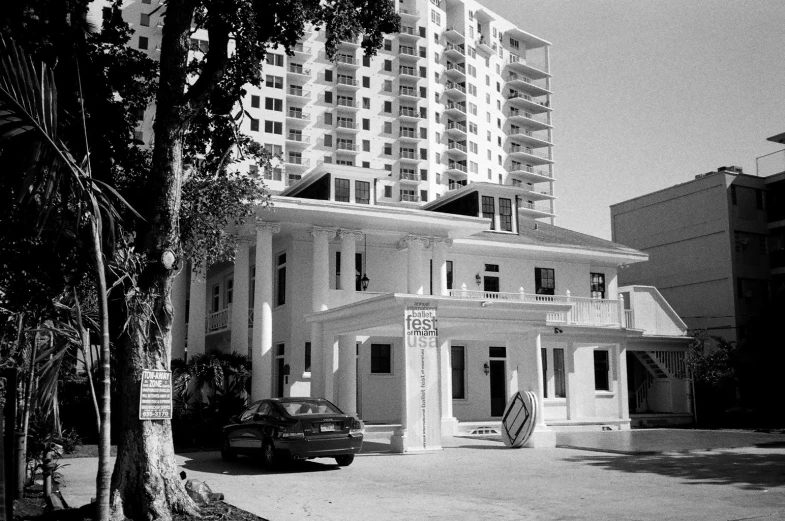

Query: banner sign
[404,303,440,450]
[139,370,173,420]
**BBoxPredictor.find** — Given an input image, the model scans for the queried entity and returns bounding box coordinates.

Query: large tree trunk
[109,1,200,519]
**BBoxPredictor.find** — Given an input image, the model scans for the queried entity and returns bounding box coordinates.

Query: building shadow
[564,450,785,491]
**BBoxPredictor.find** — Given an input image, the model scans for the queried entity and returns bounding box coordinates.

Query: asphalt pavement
[59,429,785,521]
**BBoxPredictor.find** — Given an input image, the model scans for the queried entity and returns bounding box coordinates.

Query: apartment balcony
[508,165,553,183]
[335,98,360,112]
[445,61,466,81]
[398,45,420,63]
[399,170,421,183]
[445,120,467,138]
[287,64,311,78]
[515,184,554,200]
[292,43,311,56]
[475,35,494,55]
[398,107,422,122]
[334,120,360,133]
[444,81,467,100]
[285,132,310,148]
[507,109,552,131]
[506,91,551,114]
[399,193,421,203]
[446,161,468,177]
[447,178,468,190]
[337,36,361,50]
[507,129,553,148]
[505,54,550,79]
[444,101,466,117]
[336,77,360,91]
[505,73,551,97]
[397,7,420,19]
[286,86,311,101]
[335,143,360,154]
[399,65,418,78]
[399,25,421,40]
[444,26,465,45]
[205,307,230,333]
[518,199,555,218]
[444,42,465,60]
[284,156,310,170]
[398,151,422,164]
[508,145,553,165]
[399,86,419,100]
[286,109,310,124]
[335,54,360,69]
[445,141,467,160]
[398,129,422,143]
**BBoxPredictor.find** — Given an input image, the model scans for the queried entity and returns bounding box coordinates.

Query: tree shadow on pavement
[564,450,785,491]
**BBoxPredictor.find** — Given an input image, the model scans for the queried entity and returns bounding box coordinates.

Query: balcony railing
[400,193,420,202]
[205,307,230,333]
[399,108,420,118]
[286,133,310,143]
[510,165,551,178]
[400,171,420,181]
[335,55,359,66]
[336,98,357,108]
[287,87,310,97]
[399,66,416,76]
[446,101,466,113]
[445,43,465,56]
[287,110,309,120]
[400,25,416,36]
[445,81,466,93]
[448,142,467,152]
[447,161,467,173]
[337,77,358,86]
[400,86,418,97]
[288,64,310,75]
[399,129,418,139]
[335,142,358,151]
[446,62,466,74]
[286,157,310,167]
[447,121,467,133]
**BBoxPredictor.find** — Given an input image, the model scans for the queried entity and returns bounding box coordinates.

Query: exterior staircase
[631,351,686,413]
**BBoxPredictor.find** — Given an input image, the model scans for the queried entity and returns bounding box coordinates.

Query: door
[483,276,499,295]
[489,360,506,416]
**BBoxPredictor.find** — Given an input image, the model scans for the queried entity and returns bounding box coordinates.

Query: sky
[481,0,785,239]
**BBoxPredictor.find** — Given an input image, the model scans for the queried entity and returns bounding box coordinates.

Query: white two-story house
[170,164,693,451]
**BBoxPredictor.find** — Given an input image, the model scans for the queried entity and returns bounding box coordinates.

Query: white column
[432,238,452,297]
[171,266,188,360]
[401,235,427,295]
[337,335,357,415]
[617,342,630,427]
[231,238,251,355]
[338,230,360,292]
[312,227,335,311]
[251,222,280,401]
[322,329,337,402]
[517,332,555,448]
[186,264,206,359]
[310,322,324,397]
[532,333,548,429]
[439,338,458,435]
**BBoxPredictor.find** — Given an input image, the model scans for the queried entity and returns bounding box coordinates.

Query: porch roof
[305,292,573,340]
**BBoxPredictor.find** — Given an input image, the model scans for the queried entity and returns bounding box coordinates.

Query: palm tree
[0,34,138,520]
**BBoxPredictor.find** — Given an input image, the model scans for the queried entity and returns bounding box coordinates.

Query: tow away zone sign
[139,370,173,420]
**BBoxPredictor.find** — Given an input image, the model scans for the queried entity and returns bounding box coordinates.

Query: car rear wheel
[221,438,236,462]
[261,440,277,469]
[335,454,354,467]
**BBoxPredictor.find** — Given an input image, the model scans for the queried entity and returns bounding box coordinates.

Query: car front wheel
[261,440,277,469]
[335,454,354,467]
[221,438,236,462]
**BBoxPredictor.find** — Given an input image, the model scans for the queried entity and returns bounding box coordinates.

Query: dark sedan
[221,397,364,467]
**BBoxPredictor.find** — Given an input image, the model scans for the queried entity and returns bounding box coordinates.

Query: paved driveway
[60,430,785,521]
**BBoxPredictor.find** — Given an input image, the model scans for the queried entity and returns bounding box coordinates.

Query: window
[304,342,312,373]
[468,84,477,96]
[265,75,283,89]
[420,190,428,202]
[446,260,453,290]
[324,91,333,103]
[362,139,370,152]
[138,36,149,50]
[451,346,465,399]
[499,198,512,231]
[383,122,392,135]
[384,186,393,198]
[324,134,333,147]
[250,95,260,108]
[211,284,220,312]
[325,70,333,82]
[541,348,548,398]
[384,39,392,51]
[356,181,370,204]
[265,98,283,111]
[383,143,392,156]
[469,122,477,134]
[335,178,350,202]
[469,142,478,154]
[468,64,476,77]
[510,37,520,50]
[594,350,610,391]
[431,10,441,25]
[553,348,566,397]
[383,79,392,92]
[384,59,392,71]
[363,55,370,67]
[485,264,499,273]
[363,97,370,109]
[250,118,259,132]
[481,196,495,230]
[264,121,282,134]
[140,13,150,26]
[224,278,233,305]
[371,344,392,374]
[535,267,555,295]
[384,101,392,113]
[591,273,606,299]
[265,53,284,66]
[469,102,477,115]
[276,253,287,306]
[264,143,282,156]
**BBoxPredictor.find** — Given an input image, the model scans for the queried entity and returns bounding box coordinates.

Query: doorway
[275,343,285,397]
[489,360,506,416]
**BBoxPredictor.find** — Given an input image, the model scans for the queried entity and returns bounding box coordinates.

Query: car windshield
[280,401,341,417]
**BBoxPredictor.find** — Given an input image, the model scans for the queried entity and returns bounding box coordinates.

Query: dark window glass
[251,95,260,108]
[304,343,311,372]
[489,346,506,358]
[325,70,333,81]
[594,350,610,391]
[535,267,555,295]
[485,264,499,272]
[362,76,370,88]
[276,253,286,306]
[335,178,350,202]
[371,344,392,373]
[590,273,606,299]
[446,261,453,290]
[451,346,465,399]
[138,36,149,50]
[541,348,548,398]
[499,198,512,231]
[731,185,737,205]
[554,348,566,397]
[325,91,333,103]
[481,196,495,229]
[384,186,393,198]
[356,181,370,204]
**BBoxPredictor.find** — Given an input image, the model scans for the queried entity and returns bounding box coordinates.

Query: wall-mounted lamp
[554,327,563,335]
[483,362,490,376]
[475,273,482,286]
[361,234,370,291]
